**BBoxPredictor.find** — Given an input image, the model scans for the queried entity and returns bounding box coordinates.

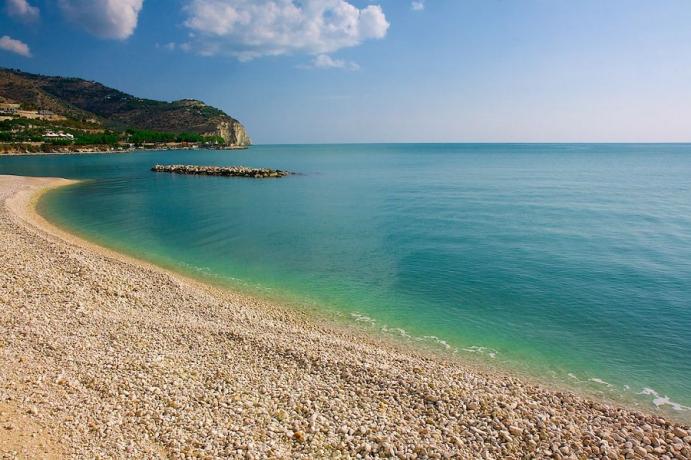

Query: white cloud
[5,0,39,22]
[0,35,31,57]
[301,54,360,70]
[182,0,389,60]
[58,0,144,40]
[411,1,424,11]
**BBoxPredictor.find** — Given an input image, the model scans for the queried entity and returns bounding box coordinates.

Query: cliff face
[0,68,251,146]
[208,120,251,146]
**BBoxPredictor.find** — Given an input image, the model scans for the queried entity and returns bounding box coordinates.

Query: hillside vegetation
[0,68,250,152]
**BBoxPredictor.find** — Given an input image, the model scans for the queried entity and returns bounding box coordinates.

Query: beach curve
[1,174,690,459]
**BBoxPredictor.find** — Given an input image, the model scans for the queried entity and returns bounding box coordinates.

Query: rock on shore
[151,164,292,178]
[0,175,690,459]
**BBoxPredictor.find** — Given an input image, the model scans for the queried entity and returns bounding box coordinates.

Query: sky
[2,0,691,144]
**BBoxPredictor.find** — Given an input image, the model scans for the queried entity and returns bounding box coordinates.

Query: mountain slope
[0,68,250,146]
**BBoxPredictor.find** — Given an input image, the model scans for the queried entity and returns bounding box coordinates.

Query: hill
[0,68,250,146]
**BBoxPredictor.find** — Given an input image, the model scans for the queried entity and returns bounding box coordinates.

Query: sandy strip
[0,174,689,459]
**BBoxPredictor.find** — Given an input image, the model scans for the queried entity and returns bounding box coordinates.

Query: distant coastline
[1,68,252,155]
[0,143,249,155]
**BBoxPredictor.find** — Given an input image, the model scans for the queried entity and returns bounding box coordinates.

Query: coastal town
[0,97,248,154]
[0,68,252,155]
[0,103,232,154]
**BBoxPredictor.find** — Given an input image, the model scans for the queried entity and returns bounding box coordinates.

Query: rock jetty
[151,164,291,178]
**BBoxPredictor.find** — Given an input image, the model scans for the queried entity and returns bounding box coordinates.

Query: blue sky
[2,0,691,144]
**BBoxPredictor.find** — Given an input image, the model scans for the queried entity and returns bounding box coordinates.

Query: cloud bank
[5,0,39,22]
[0,35,32,57]
[58,0,144,40]
[411,1,425,12]
[182,0,389,60]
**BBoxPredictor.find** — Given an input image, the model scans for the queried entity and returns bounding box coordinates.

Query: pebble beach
[1,174,690,459]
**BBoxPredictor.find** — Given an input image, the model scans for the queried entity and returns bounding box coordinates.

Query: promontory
[0,68,250,154]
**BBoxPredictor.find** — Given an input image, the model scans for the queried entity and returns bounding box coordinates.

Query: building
[43,131,75,141]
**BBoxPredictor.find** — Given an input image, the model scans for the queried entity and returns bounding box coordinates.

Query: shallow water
[2,144,690,419]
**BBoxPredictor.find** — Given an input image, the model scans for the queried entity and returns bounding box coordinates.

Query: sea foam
[638,388,691,412]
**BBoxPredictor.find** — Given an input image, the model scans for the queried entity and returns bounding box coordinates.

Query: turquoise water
[2,144,690,420]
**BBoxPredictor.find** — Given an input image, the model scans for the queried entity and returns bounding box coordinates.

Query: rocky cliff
[211,119,251,147]
[0,68,250,146]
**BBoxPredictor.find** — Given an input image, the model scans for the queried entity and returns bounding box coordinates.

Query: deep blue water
[1,144,690,420]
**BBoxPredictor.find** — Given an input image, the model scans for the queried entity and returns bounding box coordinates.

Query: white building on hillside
[43,131,74,140]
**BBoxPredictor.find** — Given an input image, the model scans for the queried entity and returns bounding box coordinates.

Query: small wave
[179,262,213,274]
[557,375,690,415]
[421,335,453,350]
[379,326,457,352]
[176,261,230,281]
[381,325,412,339]
[349,312,376,325]
[638,388,691,412]
[352,317,488,356]
[461,345,498,359]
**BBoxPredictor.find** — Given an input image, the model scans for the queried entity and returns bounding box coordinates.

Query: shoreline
[1,174,690,458]
[35,177,690,423]
[0,145,250,157]
[31,181,622,410]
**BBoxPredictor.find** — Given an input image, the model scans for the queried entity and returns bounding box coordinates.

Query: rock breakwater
[151,164,291,178]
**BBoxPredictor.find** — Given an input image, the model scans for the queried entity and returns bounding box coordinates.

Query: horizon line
[252,141,691,146]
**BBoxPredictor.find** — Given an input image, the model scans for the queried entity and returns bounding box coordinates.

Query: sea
[1,143,690,421]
